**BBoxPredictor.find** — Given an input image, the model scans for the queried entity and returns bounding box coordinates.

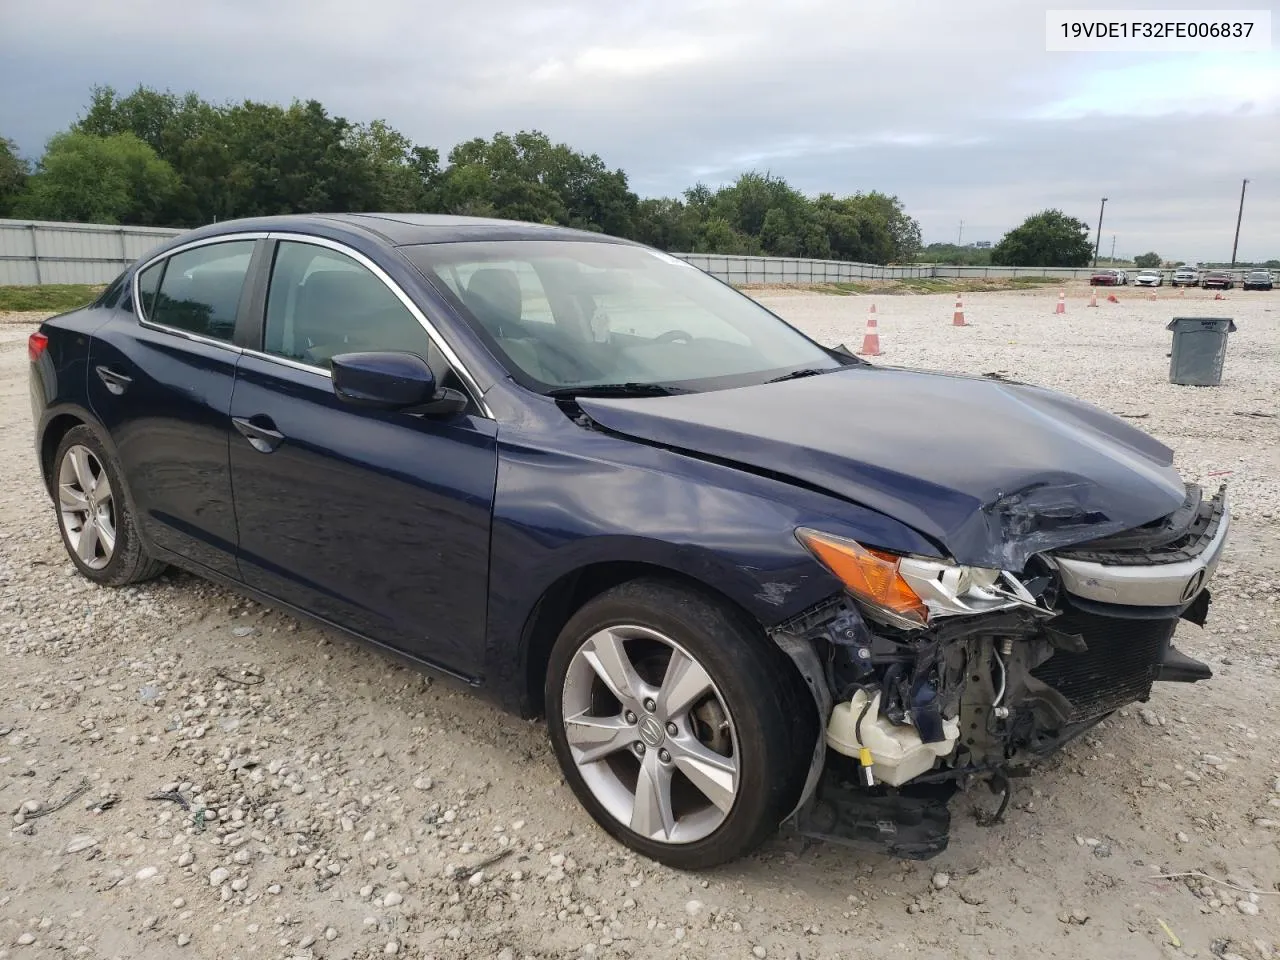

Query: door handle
[232,416,285,454]
[94,365,132,396]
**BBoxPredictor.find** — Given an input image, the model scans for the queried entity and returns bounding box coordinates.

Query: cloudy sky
[2,0,1277,261]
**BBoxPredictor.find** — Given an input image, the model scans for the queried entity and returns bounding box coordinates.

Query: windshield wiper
[765,367,833,384]
[546,382,689,398]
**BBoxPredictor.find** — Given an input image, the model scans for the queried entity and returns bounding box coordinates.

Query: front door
[228,238,498,678]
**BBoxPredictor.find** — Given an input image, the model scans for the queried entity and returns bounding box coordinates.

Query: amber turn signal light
[796,528,929,626]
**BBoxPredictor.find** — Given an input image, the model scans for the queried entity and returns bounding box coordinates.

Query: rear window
[143,241,256,342]
[93,271,129,310]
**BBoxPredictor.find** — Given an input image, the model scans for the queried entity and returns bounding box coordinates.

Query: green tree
[694,217,757,255]
[40,83,928,263]
[632,197,700,251]
[15,131,179,224]
[1133,251,1162,268]
[348,119,437,210]
[991,210,1093,267]
[0,136,29,216]
[438,131,637,234]
[916,243,992,266]
[843,191,921,261]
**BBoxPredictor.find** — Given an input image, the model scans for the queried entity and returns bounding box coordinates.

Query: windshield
[403,240,842,393]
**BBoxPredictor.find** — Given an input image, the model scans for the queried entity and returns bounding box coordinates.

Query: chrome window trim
[240,348,333,379]
[264,232,492,418]
[130,233,267,353]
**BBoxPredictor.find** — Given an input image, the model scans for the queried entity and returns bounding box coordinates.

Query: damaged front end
[773,483,1228,859]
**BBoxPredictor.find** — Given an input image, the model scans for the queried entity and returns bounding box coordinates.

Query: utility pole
[1230,178,1249,267]
[957,220,964,246]
[1092,197,1108,268]
[1110,235,1116,262]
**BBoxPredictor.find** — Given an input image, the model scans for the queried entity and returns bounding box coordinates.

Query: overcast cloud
[2,0,1276,261]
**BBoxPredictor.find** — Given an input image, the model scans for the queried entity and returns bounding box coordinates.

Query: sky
[1,0,1277,262]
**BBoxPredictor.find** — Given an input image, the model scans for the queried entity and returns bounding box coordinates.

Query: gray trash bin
[1166,317,1236,386]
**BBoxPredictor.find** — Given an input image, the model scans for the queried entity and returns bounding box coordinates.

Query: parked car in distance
[1089,269,1122,286]
[1201,271,1234,290]
[1171,267,1200,287]
[1134,270,1163,287]
[28,214,1227,868]
[1243,270,1274,291]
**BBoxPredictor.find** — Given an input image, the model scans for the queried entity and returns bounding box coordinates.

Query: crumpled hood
[578,366,1188,570]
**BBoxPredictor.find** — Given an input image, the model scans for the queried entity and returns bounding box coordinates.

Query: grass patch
[0,284,104,313]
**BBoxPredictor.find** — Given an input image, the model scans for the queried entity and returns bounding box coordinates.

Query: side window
[264,242,434,369]
[136,262,163,319]
[148,241,255,341]
[94,271,128,310]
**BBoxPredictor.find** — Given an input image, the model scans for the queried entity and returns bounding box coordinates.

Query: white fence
[669,254,1124,284]
[0,219,181,285]
[671,255,1244,284]
[0,218,1258,287]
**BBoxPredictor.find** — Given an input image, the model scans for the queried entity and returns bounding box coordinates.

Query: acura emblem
[638,716,665,748]
[1180,568,1207,603]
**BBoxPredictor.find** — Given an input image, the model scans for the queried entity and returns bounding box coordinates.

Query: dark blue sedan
[29,214,1226,866]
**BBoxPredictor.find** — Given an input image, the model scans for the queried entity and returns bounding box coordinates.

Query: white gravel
[2,289,1278,958]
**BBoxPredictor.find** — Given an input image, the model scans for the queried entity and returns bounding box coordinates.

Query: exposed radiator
[1031,605,1177,722]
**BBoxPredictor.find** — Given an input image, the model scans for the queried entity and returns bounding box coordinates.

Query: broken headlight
[795,527,1044,629]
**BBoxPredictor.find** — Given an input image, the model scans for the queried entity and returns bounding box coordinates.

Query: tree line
[0,85,922,264]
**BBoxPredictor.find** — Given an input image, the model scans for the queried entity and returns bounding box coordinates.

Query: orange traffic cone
[1055,289,1066,314]
[1107,293,1119,303]
[952,295,968,327]
[1088,288,1098,307]
[858,304,882,356]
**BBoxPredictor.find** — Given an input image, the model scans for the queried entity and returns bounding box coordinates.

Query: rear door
[87,236,265,577]
[227,237,498,678]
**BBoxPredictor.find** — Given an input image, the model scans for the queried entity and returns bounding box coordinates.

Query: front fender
[482,423,939,707]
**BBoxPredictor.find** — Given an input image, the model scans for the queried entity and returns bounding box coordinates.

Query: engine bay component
[825,690,959,786]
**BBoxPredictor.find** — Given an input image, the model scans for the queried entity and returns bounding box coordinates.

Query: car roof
[332,213,629,246]
[162,213,635,249]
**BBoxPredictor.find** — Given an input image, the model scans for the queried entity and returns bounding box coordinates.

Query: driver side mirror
[331,352,467,417]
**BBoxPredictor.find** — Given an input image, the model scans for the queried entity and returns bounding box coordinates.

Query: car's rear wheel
[545,578,813,869]
[52,426,166,586]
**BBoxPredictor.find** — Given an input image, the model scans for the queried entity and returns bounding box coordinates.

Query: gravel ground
[1,287,1278,960]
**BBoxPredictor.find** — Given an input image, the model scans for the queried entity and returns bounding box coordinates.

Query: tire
[51,425,167,586]
[545,578,815,869]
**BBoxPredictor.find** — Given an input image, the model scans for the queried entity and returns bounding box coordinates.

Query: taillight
[28,332,49,364]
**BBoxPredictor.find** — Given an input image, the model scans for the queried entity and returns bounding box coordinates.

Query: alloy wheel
[57,445,116,570]
[561,625,739,844]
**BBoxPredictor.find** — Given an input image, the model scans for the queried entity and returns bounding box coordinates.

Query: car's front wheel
[52,426,166,586]
[546,579,814,869]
